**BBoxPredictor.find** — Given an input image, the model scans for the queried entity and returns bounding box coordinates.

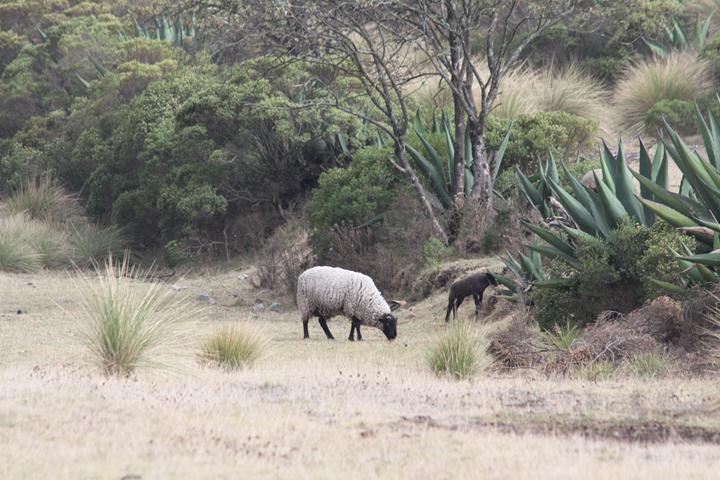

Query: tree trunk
[469,122,492,209]
[395,143,449,244]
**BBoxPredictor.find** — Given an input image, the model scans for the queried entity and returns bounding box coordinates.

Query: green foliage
[487,112,597,172]
[645,99,697,135]
[426,320,487,380]
[422,237,453,268]
[543,320,580,350]
[308,146,400,253]
[643,14,714,57]
[77,255,203,376]
[200,325,266,370]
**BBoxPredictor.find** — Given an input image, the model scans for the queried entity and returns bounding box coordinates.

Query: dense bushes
[307,146,402,255]
[531,221,696,329]
[487,112,597,172]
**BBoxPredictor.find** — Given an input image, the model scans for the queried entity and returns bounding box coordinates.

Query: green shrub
[531,221,696,330]
[427,320,488,380]
[637,222,697,299]
[308,146,401,255]
[76,255,203,376]
[200,324,267,370]
[645,99,696,135]
[487,112,597,172]
[422,237,453,268]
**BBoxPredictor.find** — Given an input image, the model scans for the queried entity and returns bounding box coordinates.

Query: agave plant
[643,14,714,57]
[512,102,720,293]
[406,111,512,209]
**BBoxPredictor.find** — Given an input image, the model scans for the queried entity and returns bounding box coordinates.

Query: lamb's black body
[444,272,498,322]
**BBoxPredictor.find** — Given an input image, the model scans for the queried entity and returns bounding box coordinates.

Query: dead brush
[486,313,548,369]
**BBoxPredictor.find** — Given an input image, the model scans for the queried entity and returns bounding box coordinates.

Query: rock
[172,284,189,291]
[253,302,265,314]
[197,292,218,305]
[270,302,281,312]
[238,273,250,281]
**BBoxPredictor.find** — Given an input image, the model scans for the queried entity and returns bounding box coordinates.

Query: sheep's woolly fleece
[297,266,391,326]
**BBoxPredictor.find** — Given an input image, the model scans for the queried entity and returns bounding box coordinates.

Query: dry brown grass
[2,269,720,478]
[613,52,714,135]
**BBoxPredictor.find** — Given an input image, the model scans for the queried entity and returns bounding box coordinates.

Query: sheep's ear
[389,300,405,311]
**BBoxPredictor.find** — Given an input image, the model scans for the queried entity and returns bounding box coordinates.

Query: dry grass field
[2,265,720,479]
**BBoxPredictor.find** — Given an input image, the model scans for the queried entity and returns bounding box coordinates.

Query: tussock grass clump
[536,64,610,131]
[427,320,488,380]
[543,320,580,351]
[77,255,202,376]
[0,223,41,272]
[613,52,714,135]
[200,324,267,370]
[1,176,84,224]
[493,66,540,119]
[622,353,672,379]
[68,223,126,266]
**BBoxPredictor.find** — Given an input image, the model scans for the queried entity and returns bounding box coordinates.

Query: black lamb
[444,272,498,322]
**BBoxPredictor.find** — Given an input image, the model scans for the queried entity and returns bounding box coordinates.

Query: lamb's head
[375,313,397,341]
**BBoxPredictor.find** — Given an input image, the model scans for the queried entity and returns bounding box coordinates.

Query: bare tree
[187,0,450,242]
[399,0,588,207]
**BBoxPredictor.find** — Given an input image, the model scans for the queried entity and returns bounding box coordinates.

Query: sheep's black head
[377,313,397,341]
[486,272,498,286]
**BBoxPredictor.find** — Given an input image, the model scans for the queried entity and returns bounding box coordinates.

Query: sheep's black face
[378,313,397,341]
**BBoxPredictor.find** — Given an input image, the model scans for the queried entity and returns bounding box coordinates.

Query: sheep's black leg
[351,317,363,341]
[303,317,310,339]
[349,317,362,341]
[318,316,334,340]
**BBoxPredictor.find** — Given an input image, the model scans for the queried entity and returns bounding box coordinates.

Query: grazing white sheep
[296,266,397,341]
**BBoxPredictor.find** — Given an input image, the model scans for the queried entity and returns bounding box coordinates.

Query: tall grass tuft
[543,320,580,351]
[1,176,84,224]
[622,353,671,379]
[426,320,488,380]
[492,66,540,119]
[76,254,203,376]
[68,223,126,266]
[200,324,267,370]
[0,214,45,272]
[536,64,610,131]
[613,52,714,135]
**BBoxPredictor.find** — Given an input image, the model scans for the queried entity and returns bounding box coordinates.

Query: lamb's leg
[453,296,465,320]
[473,293,482,319]
[348,321,355,341]
[318,316,335,340]
[445,298,454,323]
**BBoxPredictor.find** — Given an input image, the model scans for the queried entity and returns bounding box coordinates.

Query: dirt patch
[396,415,720,445]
